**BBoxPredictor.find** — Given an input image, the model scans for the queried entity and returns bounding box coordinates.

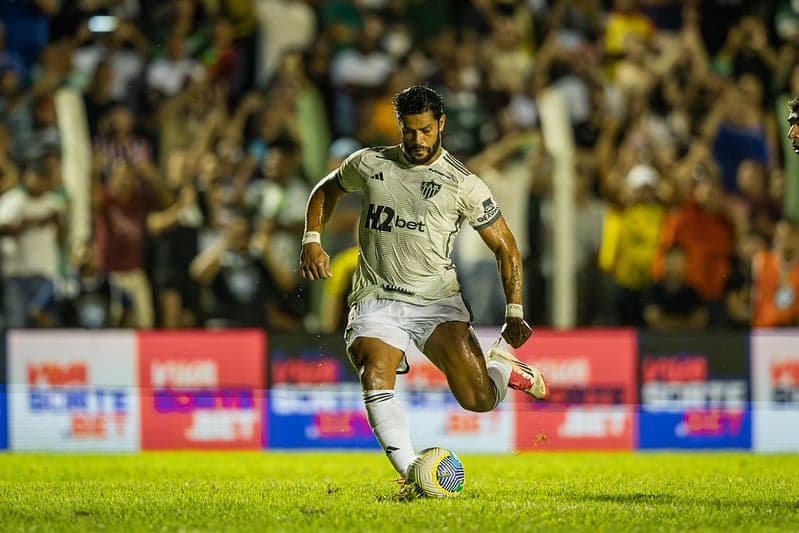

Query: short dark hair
[789,96,799,114]
[392,84,444,119]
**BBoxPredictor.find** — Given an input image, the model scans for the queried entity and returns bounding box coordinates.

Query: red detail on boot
[508,369,532,391]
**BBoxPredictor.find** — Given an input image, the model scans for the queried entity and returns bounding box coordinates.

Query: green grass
[0,452,797,532]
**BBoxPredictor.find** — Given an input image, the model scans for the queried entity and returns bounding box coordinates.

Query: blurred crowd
[0,0,798,332]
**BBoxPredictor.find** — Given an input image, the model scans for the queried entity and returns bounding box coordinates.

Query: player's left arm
[477,215,533,348]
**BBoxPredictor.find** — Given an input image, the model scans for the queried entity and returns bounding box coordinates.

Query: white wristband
[302,231,321,246]
[505,303,524,319]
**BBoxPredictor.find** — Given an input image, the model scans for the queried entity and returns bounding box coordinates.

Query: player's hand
[299,242,331,280]
[500,317,532,348]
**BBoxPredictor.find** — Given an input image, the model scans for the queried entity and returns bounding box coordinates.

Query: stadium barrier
[1,328,797,452]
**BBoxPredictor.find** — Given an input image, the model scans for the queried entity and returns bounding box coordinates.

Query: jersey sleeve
[335,148,367,192]
[459,174,501,230]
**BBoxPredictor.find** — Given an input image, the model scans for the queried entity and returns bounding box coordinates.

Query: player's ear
[438,114,446,132]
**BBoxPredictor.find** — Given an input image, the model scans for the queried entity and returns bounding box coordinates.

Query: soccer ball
[406,447,465,498]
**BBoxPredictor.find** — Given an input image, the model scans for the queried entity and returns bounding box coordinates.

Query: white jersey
[336,145,501,306]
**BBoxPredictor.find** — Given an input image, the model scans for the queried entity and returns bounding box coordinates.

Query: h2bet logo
[365,203,426,232]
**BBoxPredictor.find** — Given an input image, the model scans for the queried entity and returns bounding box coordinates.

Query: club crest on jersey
[420,180,441,199]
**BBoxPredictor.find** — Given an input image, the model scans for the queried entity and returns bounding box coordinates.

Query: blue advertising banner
[267,386,378,449]
[0,329,6,450]
[637,332,751,449]
[266,333,378,449]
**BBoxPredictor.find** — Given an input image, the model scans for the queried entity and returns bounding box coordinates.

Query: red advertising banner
[513,329,637,451]
[138,330,265,450]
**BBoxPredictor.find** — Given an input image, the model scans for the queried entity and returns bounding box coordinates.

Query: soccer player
[788,96,799,155]
[299,85,549,480]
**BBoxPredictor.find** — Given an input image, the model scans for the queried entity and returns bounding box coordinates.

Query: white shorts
[344,295,472,373]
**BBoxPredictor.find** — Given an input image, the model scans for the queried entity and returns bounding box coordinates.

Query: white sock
[486,357,512,407]
[363,390,415,477]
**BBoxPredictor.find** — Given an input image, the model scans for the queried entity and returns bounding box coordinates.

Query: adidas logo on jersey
[365,203,426,232]
[369,172,384,181]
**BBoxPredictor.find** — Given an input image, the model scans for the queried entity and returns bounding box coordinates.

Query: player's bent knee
[360,360,395,383]
[349,340,402,389]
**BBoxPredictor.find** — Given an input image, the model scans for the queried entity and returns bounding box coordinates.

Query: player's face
[788,111,799,154]
[399,111,445,164]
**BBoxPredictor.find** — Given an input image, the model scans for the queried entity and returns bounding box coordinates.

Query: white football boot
[488,347,550,400]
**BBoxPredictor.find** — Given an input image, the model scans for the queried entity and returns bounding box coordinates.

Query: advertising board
[8,330,139,451]
[138,330,264,450]
[637,332,750,449]
[751,330,799,451]
[266,333,377,449]
[513,329,638,451]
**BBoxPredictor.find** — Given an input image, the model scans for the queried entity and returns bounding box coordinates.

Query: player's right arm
[299,171,350,281]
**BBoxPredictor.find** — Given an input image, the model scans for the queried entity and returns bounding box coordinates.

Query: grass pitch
[0,452,797,532]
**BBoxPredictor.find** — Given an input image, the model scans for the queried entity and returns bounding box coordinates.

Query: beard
[403,129,442,164]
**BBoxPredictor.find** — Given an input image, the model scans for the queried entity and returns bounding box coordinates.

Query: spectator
[653,176,735,323]
[329,13,394,135]
[0,22,27,83]
[146,32,205,100]
[0,124,19,193]
[267,51,331,181]
[0,159,66,327]
[603,0,655,77]
[92,157,159,328]
[148,149,202,328]
[643,245,709,330]
[52,243,134,329]
[17,92,59,161]
[706,75,772,192]
[0,68,33,155]
[725,228,768,328]
[752,219,799,328]
[726,159,782,239]
[189,209,298,329]
[83,60,115,137]
[599,164,666,325]
[200,18,237,84]
[93,103,153,168]
[71,19,149,103]
[153,0,211,57]
[713,15,777,90]
[245,136,309,279]
[437,54,492,158]
[0,0,60,65]
[478,2,533,95]
[254,0,316,86]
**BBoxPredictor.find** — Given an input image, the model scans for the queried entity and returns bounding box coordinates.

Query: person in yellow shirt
[604,0,655,78]
[599,164,666,324]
